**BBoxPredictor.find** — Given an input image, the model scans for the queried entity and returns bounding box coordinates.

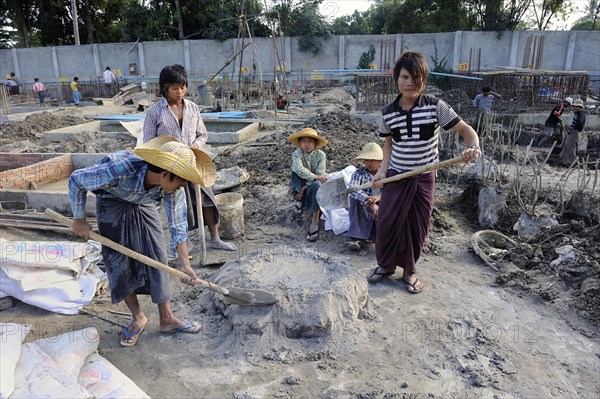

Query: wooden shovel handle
[348,155,465,192]
[44,209,229,296]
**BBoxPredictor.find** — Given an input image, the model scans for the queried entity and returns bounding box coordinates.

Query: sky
[318,0,591,29]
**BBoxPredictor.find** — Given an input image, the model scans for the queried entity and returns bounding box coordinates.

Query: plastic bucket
[215,192,244,239]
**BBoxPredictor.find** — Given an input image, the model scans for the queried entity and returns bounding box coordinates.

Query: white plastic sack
[11,342,92,399]
[0,323,30,399]
[327,165,356,185]
[0,268,103,315]
[34,327,100,381]
[78,353,150,399]
[321,208,350,235]
[0,240,105,315]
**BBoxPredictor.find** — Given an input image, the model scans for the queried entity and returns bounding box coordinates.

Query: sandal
[403,277,424,294]
[120,320,148,347]
[293,201,303,215]
[366,267,394,283]
[307,229,319,242]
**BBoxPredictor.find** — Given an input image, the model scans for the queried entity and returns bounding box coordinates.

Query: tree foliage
[0,0,590,49]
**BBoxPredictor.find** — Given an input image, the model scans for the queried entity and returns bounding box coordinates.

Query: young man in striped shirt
[366,50,481,294]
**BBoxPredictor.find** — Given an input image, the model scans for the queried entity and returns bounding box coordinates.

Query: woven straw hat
[572,99,584,108]
[287,128,328,149]
[134,136,216,186]
[352,142,383,161]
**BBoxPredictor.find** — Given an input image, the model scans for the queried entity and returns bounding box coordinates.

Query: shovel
[317,155,466,210]
[44,209,277,306]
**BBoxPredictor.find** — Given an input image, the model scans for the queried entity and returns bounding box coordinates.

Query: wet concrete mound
[207,246,370,355]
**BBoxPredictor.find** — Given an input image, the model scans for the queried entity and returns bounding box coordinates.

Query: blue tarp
[91,111,249,121]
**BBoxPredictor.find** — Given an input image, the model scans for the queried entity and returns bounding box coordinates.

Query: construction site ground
[0,93,599,399]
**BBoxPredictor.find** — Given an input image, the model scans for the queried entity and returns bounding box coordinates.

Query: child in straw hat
[347,142,383,251]
[288,127,328,242]
[69,136,214,346]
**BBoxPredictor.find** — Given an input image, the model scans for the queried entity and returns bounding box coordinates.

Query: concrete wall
[1,31,598,84]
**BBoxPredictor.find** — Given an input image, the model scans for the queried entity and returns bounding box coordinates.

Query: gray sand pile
[179,246,371,359]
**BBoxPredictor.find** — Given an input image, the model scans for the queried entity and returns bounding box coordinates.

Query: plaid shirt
[291,148,326,181]
[348,165,376,205]
[68,150,188,247]
[143,98,208,147]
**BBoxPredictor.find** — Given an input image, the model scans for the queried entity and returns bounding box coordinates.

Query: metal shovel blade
[224,287,278,306]
[316,177,349,210]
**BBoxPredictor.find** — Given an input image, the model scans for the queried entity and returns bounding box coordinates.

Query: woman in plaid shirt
[143,64,236,252]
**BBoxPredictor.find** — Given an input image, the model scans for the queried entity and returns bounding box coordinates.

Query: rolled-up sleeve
[164,188,188,250]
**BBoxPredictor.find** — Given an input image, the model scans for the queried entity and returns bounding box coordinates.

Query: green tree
[526,0,571,30]
[268,0,331,55]
[572,0,600,30]
[358,44,376,69]
[331,10,372,35]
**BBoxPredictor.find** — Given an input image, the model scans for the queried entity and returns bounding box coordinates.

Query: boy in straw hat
[69,136,214,346]
[347,142,383,251]
[288,127,328,242]
[560,98,586,166]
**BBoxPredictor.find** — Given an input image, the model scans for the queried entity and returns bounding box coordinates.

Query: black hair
[482,86,491,93]
[105,66,110,70]
[74,77,79,81]
[159,64,188,98]
[34,78,39,82]
[392,50,428,92]
[9,72,15,77]
[147,163,178,182]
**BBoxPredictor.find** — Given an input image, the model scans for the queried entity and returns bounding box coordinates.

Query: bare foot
[207,239,237,251]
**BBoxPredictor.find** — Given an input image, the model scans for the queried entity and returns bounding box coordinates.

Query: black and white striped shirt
[379,94,461,173]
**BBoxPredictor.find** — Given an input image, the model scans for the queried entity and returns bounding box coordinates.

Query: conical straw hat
[134,136,216,186]
[287,128,328,149]
[352,142,383,161]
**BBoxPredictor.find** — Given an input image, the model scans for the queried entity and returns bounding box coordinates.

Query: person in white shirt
[103,66,116,97]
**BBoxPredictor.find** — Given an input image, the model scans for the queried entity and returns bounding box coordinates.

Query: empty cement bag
[11,342,92,398]
[34,327,100,381]
[0,323,30,399]
[78,353,150,399]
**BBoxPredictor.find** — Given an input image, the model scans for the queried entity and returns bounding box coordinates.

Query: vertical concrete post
[51,47,60,80]
[564,31,577,71]
[92,44,101,78]
[10,48,21,79]
[338,36,345,70]
[509,30,520,68]
[137,42,146,77]
[285,36,292,72]
[452,31,462,72]
[184,40,191,73]
[395,34,402,60]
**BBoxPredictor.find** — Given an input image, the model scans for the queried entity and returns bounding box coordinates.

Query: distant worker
[103,66,117,97]
[6,72,19,96]
[276,94,288,110]
[71,77,80,106]
[288,128,328,242]
[560,99,586,166]
[538,97,572,146]
[472,86,501,113]
[346,142,383,251]
[32,78,46,106]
